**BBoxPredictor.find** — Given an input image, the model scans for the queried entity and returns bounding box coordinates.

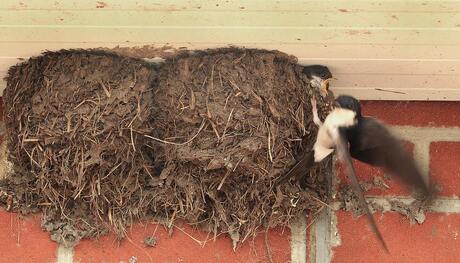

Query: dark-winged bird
[334,95,430,196]
[276,95,432,252]
[302,65,333,97]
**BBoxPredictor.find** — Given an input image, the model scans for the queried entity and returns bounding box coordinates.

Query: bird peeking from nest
[275,94,435,253]
[302,65,334,98]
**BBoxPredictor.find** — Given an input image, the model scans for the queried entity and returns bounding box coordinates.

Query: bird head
[303,65,332,79]
[303,65,333,97]
[334,95,362,117]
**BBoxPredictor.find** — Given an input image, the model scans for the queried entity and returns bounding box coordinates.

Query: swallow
[334,95,430,197]
[277,95,434,252]
[302,65,334,97]
[276,95,389,251]
[280,95,430,196]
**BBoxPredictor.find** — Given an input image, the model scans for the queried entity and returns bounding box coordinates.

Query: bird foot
[311,97,322,126]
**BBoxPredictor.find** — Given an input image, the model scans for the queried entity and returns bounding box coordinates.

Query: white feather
[313,108,357,162]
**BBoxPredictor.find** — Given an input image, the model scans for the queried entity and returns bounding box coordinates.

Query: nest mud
[1,48,333,247]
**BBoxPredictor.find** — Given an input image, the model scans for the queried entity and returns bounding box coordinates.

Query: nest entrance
[1,48,333,247]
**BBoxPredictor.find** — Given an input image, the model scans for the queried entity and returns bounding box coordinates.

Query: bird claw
[311,97,322,126]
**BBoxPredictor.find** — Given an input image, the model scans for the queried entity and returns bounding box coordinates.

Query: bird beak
[323,78,335,89]
[319,78,333,98]
[325,77,335,85]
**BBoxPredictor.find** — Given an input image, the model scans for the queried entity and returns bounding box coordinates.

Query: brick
[336,142,414,196]
[74,222,291,263]
[430,142,460,197]
[0,209,57,263]
[332,211,460,263]
[361,101,460,127]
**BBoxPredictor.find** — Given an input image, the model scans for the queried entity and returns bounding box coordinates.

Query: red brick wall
[1,100,459,263]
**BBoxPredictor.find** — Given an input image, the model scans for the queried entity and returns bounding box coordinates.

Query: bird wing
[351,118,430,196]
[334,129,390,253]
[350,118,391,151]
[274,150,315,187]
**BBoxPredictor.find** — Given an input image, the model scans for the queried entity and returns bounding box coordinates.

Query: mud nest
[1,48,333,247]
[3,50,158,246]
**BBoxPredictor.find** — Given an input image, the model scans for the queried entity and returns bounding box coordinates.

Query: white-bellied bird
[276,95,432,253]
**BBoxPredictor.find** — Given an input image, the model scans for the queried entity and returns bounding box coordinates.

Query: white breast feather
[313,108,356,162]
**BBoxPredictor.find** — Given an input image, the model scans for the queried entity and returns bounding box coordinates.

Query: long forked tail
[274,151,315,187]
[336,134,390,253]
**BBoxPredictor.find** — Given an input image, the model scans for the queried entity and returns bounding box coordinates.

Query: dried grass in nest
[3,49,158,246]
[147,48,333,247]
[1,47,334,248]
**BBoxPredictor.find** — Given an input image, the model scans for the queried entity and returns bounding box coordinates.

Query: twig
[99,81,111,98]
[219,71,223,88]
[228,78,241,92]
[174,225,205,247]
[305,206,326,230]
[310,194,334,210]
[189,85,196,110]
[264,227,274,263]
[23,138,39,142]
[217,169,231,191]
[224,93,231,110]
[217,157,243,191]
[219,108,234,142]
[130,125,136,152]
[233,53,246,64]
[23,148,40,167]
[208,119,221,140]
[144,119,206,146]
[128,112,139,127]
[266,123,273,163]
[73,99,98,110]
[201,230,212,247]
[101,162,123,180]
[137,94,141,117]
[375,88,406,95]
